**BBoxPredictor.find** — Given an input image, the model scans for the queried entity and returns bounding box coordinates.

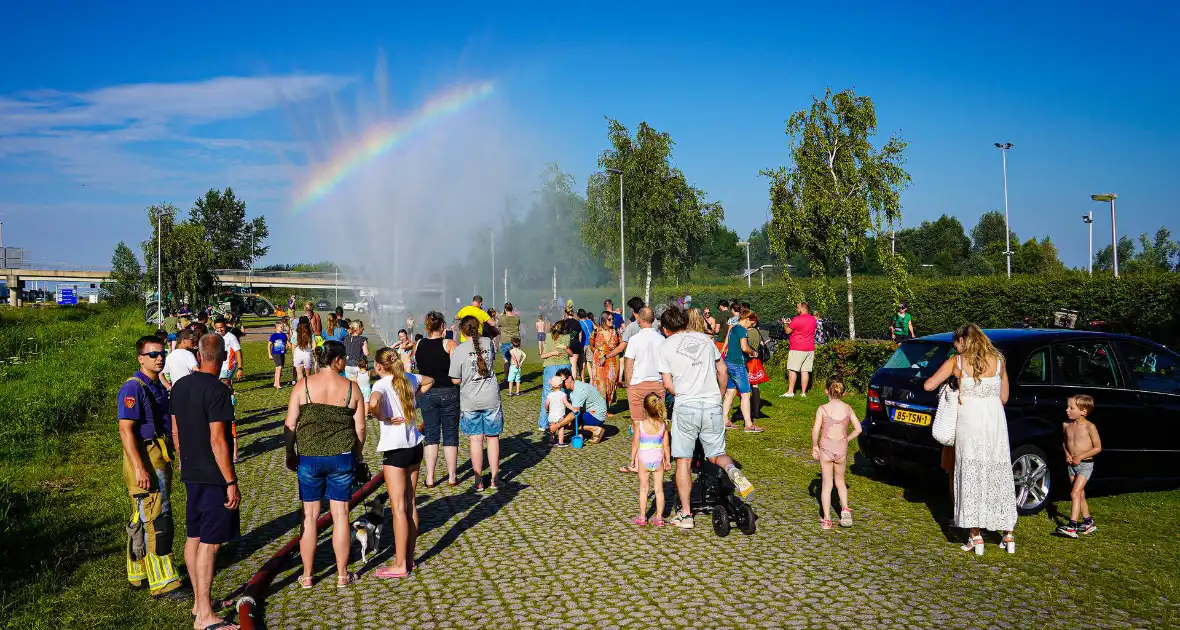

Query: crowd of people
[124,291,1090,629]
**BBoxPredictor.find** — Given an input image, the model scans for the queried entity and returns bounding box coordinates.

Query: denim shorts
[460,406,504,437]
[671,399,726,459]
[419,387,460,447]
[297,452,354,502]
[726,361,751,394]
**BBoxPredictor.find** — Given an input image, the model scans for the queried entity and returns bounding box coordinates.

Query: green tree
[761,87,911,339]
[586,119,723,303]
[1014,237,1065,275]
[101,241,143,306]
[189,187,269,269]
[1133,227,1180,272]
[970,210,1018,274]
[142,203,217,312]
[896,215,971,275]
[1094,236,1137,274]
[694,225,744,276]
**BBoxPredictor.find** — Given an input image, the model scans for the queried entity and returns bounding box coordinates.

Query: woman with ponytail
[370,347,433,578]
[448,315,503,491]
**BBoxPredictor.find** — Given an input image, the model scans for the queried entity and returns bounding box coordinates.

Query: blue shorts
[460,406,504,437]
[185,482,241,545]
[726,361,751,394]
[507,365,522,383]
[297,453,354,503]
[580,410,605,427]
[500,343,513,363]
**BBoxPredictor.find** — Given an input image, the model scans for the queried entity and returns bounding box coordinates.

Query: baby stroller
[679,439,757,537]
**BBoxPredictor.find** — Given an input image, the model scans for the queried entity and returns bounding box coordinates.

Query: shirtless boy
[1057,394,1102,538]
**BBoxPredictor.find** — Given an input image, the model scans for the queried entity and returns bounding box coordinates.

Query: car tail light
[868,386,883,413]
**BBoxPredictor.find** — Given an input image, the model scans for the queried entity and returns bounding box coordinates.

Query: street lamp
[1091,193,1118,278]
[606,168,625,309]
[737,241,752,287]
[758,264,773,287]
[1081,212,1094,275]
[994,142,1014,279]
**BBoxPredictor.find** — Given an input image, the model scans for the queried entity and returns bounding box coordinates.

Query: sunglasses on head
[140,351,166,359]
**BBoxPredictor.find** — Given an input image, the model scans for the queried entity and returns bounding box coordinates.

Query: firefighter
[117,335,183,598]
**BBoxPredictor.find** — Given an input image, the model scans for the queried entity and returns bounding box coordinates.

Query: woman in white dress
[924,324,1018,555]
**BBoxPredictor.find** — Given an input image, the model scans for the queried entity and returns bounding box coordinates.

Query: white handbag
[931,356,960,446]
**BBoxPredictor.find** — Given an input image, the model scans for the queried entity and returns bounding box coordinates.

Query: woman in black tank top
[414,312,460,487]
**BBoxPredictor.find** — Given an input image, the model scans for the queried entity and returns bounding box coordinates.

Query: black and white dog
[351,494,385,563]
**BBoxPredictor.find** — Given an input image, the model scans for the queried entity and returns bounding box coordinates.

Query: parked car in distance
[315,299,331,311]
[342,300,368,314]
[858,329,1180,515]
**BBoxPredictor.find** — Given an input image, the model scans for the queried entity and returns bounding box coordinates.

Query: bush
[662,271,1180,347]
[766,339,896,393]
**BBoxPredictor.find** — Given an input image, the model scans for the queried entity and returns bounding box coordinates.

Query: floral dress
[591,326,619,405]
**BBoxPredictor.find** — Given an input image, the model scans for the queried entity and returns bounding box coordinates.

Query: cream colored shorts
[787,350,814,373]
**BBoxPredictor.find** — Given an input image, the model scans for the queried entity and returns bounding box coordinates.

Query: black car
[858,329,1180,514]
[315,299,331,311]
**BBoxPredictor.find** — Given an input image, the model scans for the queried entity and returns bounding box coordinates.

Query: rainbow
[292,80,495,211]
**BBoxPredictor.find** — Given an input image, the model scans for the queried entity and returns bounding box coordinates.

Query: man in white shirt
[213,317,243,381]
[657,305,754,530]
[162,329,199,390]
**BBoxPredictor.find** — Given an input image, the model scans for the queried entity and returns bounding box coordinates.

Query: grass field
[2,309,1177,628]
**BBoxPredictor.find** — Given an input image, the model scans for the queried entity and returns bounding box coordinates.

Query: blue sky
[1,0,1177,271]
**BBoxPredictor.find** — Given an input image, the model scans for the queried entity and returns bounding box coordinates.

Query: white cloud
[0,74,347,195]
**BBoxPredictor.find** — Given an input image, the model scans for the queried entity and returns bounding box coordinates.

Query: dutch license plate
[893,408,932,427]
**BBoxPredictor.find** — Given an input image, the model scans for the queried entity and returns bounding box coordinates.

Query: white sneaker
[780,392,795,398]
[800,392,807,398]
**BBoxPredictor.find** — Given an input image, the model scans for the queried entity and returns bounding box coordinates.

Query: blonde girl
[811,376,862,530]
[370,347,433,579]
[630,393,672,526]
[342,320,369,380]
[686,307,708,334]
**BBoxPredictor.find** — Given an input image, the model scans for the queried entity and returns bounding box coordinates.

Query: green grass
[0,305,191,629]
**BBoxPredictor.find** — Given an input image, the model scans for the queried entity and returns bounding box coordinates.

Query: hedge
[659,271,1180,347]
[765,339,897,394]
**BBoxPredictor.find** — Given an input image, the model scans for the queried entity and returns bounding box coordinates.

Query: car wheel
[254,304,273,317]
[1011,444,1051,515]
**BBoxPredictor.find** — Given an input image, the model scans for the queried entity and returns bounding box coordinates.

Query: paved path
[216,344,1150,629]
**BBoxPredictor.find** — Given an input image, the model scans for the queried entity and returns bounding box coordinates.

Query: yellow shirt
[455,305,490,342]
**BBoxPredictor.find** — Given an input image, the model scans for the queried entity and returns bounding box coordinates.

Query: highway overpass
[1,267,379,306]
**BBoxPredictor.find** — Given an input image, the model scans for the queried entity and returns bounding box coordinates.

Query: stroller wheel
[737,503,757,535]
[712,505,731,537]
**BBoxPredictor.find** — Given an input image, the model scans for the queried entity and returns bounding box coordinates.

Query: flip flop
[724,423,738,430]
[424,481,436,489]
[375,565,410,579]
[744,426,766,433]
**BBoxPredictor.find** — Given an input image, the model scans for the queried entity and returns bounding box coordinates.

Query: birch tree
[585,119,722,304]
[761,88,910,339]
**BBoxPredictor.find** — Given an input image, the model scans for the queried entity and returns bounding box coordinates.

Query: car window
[1053,340,1122,388]
[879,342,954,379]
[1117,341,1180,395]
[1019,346,1050,385]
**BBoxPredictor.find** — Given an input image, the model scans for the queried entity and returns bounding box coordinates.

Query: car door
[1115,340,1180,477]
[1048,338,1141,479]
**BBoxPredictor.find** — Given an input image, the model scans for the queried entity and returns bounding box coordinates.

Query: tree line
[103,188,269,310]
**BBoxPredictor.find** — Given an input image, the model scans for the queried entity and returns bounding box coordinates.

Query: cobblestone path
[216,346,1153,629]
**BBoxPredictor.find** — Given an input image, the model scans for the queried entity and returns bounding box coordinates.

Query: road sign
[57,287,77,306]
[2,247,22,269]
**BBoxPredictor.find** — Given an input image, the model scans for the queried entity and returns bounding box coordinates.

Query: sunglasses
[140,351,166,359]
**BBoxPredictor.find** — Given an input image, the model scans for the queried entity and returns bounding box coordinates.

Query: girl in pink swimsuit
[811,376,863,530]
[630,393,672,526]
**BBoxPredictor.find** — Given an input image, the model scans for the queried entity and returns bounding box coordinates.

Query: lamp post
[606,168,625,309]
[737,241,752,287]
[1091,193,1118,278]
[490,231,495,309]
[994,142,1014,278]
[758,264,773,287]
[156,208,162,325]
[1081,212,1094,275]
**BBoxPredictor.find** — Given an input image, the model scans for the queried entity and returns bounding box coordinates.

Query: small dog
[351,494,385,563]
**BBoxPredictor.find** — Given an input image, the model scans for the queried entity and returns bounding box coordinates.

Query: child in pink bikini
[630,393,672,526]
[811,376,862,530]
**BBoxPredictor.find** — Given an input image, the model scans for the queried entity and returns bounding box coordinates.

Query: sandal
[649,517,666,527]
[724,423,738,430]
[446,479,459,487]
[743,425,766,433]
[297,575,313,589]
[336,572,358,588]
[960,535,985,555]
[839,508,853,528]
[820,518,833,530]
[631,516,648,526]
[424,480,436,489]
[374,565,409,579]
